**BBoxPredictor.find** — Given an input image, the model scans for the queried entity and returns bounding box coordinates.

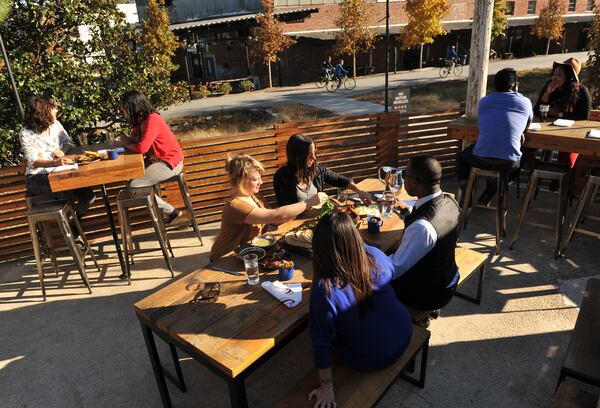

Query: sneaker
[165,209,181,225]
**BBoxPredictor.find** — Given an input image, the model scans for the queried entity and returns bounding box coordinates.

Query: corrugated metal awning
[170,7,318,31]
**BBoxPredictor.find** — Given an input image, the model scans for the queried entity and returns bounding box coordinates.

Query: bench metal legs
[399,336,429,389]
[454,263,486,305]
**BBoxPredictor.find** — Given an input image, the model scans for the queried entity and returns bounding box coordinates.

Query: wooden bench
[556,278,600,392]
[551,382,600,407]
[276,324,430,408]
[408,246,488,323]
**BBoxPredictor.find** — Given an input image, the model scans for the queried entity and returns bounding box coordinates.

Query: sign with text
[392,88,410,113]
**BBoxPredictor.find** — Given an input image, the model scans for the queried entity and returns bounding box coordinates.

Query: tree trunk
[465,0,494,120]
[353,51,356,78]
[267,60,272,88]
[546,38,551,55]
[419,43,424,69]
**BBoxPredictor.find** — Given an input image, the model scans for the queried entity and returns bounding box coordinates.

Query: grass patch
[353,68,560,112]
[168,104,335,139]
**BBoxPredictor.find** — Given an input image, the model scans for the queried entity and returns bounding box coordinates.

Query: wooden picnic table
[447,118,600,157]
[48,151,145,280]
[133,178,411,408]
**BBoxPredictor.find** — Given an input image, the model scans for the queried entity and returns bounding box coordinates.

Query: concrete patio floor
[1,180,599,408]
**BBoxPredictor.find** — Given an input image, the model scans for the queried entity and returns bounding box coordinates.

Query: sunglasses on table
[188,281,221,304]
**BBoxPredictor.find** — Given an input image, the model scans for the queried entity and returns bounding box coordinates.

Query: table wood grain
[448,118,600,157]
[134,178,414,378]
[48,153,145,192]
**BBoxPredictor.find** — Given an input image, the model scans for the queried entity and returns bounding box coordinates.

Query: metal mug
[367,216,383,233]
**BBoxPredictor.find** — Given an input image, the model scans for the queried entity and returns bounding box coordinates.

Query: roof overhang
[286,13,596,40]
[170,7,318,32]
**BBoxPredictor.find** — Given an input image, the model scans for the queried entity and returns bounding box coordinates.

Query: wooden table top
[48,153,145,192]
[448,117,600,157]
[133,178,413,378]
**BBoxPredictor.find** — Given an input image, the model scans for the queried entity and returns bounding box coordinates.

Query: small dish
[251,234,277,249]
[238,246,266,261]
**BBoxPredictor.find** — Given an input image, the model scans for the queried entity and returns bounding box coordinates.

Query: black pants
[457,144,522,183]
[392,278,457,311]
[26,173,94,216]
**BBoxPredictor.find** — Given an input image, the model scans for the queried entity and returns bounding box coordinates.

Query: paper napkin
[528,123,542,131]
[552,119,575,127]
[48,164,79,173]
[586,129,600,139]
[261,281,302,308]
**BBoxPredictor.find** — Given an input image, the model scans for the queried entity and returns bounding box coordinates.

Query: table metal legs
[141,323,172,408]
[99,184,128,281]
[228,376,249,408]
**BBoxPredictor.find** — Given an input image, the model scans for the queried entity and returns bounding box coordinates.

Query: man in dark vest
[390,155,460,313]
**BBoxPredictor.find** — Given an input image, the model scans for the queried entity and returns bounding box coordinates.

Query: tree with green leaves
[0,0,187,166]
[491,0,509,41]
[533,0,566,55]
[585,4,600,105]
[401,0,450,69]
[253,0,295,88]
[335,0,374,79]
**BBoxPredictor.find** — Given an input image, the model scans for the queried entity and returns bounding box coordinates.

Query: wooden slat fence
[0,110,462,263]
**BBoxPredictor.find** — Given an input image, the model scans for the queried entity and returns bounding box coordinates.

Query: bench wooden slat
[276,324,430,408]
[560,278,600,387]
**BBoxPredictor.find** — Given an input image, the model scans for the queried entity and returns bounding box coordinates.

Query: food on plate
[263,249,290,270]
[84,150,100,158]
[251,235,276,248]
[355,205,381,218]
[284,228,313,249]
[311,192,330,209]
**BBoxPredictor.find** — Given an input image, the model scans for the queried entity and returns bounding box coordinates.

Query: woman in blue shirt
[308,211,413,407]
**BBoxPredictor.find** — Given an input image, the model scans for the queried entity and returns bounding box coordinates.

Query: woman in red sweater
[120,91,183,224]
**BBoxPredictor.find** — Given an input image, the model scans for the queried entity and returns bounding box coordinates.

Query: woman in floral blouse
[19,95,94,215]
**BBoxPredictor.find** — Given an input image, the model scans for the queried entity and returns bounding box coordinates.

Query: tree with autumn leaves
[533,0,566,55]
[335,0,374,79]
[492,0,509,41]
[585,3,600,105]
[401,0,450,69]
[253,0,295,88]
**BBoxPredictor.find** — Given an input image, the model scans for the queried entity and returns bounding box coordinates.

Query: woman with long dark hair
[19,95,94,215]
[119,91,183,224]
[529,58,591,171]
[308,211,412,407]
[273,134,371,207]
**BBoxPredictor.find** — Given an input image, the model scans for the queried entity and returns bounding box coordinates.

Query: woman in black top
[530,58,591,169]
[273,135,372,207]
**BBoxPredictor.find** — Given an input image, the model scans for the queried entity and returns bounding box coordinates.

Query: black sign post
[392,88,410,113]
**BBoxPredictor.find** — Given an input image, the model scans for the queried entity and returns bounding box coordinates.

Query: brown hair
[312,211,377,315]
[552,65,581,114]
[24,96,58,134]
[225,153,265,192]
[286,134,316,185]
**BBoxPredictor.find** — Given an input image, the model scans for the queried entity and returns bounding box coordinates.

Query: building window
[568,0,577,12]
[587,0,595,11]
[506,1,515,15]
[527,0,536,14]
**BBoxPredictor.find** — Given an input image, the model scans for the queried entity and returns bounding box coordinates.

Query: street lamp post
[0,31,23,120]
[384,0,390,112]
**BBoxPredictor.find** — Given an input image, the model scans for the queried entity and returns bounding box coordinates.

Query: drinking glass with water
[539,104,550,122]
[381,190,395,218]
[243,254,260,285]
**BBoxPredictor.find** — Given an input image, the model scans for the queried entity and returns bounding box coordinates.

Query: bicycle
[439,60,463,78]
[326,74,356,92]
[315,70,334,88]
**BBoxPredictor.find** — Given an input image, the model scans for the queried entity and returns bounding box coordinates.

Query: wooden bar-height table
[448,117,600,157]
[134,178,409,408]
[48,152,145,280]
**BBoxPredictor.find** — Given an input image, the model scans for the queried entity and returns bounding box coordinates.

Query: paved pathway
[161,51,589,119]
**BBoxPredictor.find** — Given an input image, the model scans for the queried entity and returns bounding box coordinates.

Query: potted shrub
[240,80,255,92]
[193,85,211,99]
[219,82,233,95]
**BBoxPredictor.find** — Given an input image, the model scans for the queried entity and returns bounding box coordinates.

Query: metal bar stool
[458,167,510,255]
[117,187,174,283]
[155,171,203,246]
[26,196,99,301]
[509,161,569,259]
[561,167,600,256]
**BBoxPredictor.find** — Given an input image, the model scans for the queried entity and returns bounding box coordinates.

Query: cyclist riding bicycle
[322,56,334,77]
[334,59,349,87]
[445,45,458,70]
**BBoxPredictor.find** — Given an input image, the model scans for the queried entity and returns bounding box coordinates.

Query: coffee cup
[367,216,383,233]
[278,266,294,281]
[108,149,119,160]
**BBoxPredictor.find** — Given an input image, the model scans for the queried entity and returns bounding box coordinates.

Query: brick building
[134,0,598,87]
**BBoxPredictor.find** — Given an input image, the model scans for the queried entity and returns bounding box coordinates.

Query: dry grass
[168,104,334,140]
[353,68,557,112]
